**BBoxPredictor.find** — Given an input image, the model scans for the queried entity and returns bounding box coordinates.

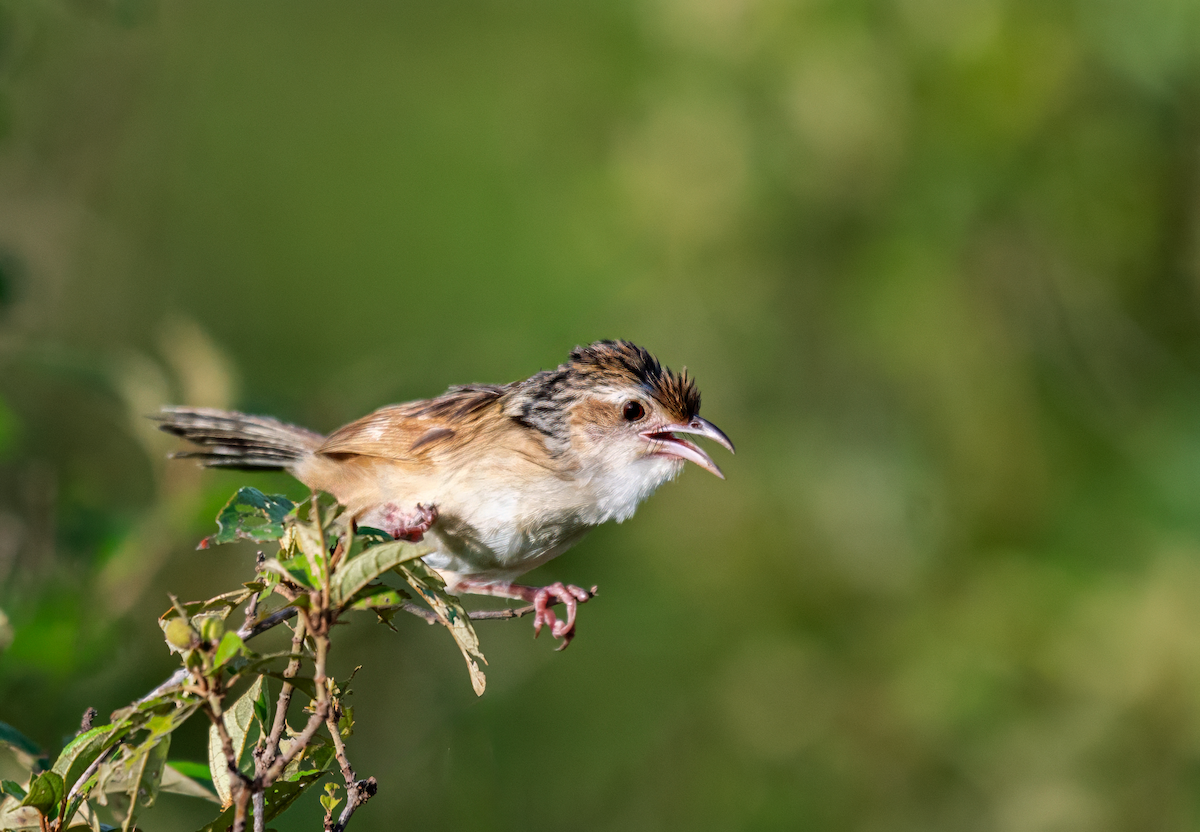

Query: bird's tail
[154,406,325,470]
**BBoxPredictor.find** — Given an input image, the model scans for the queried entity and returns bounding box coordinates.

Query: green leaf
[201,488,295,548]
[160,763,219,803]
[51,725,112,795]
[285,517,328,586]
[331,539,431,608]
[211,632,246,669]
[107,694,190,731]
[261,556,319,591]
[279,741,335,783]
[20,770,64,816]
[258,670,316,700]
[345,583,407,612]
[354,526,391,542]
[195,768,324,832]
[207,676,263,807]
[320,782,341,814]
[0,721,48,772]
[1,780,26,800]
[252,677,273,735]
[397,561,488,696]
[224,650,304,679]
[166,761,211,783]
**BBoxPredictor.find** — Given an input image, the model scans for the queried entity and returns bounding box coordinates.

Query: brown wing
[316,385,507,461]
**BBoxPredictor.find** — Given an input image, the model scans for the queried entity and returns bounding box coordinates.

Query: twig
[240,605,300,640]
[322,704,375,832]
[263,617,307,768]
[332,778,377,832]
[401,600,555,623]
[66,745,115,803]
[465,603,540,620]
[262,613,330,785]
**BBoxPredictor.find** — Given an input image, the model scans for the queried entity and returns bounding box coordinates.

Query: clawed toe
[451,579,598,651]
[532,582,596,650]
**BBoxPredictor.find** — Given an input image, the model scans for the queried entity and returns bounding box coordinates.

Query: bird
[155,340,734,648]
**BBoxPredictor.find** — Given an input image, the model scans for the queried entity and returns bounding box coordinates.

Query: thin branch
[262,614,330,786]
[465,604,540,620]
[332,778,377,832]
[239,606,300,640]
[262,617,307,769]
[322,705,376,832]
[241,591,259,635]
[400,600,549,623]
[66,744,115,803]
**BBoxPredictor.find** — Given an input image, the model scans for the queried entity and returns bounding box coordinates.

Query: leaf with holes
[201,488,295,548]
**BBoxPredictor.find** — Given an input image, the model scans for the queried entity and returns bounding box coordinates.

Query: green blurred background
[1,0,1199,829]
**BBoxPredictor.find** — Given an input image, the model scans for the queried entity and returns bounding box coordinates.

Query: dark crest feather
[566,340,701,421]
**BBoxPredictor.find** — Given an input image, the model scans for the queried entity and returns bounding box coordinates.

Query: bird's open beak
[641,416,736,479]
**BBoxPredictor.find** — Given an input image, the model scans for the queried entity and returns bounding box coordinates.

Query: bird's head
[508,341,734,496]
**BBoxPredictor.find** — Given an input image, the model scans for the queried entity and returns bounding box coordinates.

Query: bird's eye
[622,401,646,422]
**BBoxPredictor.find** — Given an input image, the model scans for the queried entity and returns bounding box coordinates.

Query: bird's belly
[421,509,590,584]
[318,459,598,584]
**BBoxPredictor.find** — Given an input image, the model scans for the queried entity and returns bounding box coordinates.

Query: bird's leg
[452,579,597,650]
[371,502,438,542]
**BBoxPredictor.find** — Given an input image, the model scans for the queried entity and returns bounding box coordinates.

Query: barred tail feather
[154,406,324,471]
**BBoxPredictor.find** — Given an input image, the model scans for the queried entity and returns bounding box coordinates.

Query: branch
[262,613,330,786]
[261,617,308,770]
[322,705,375,832]
[401,600,546,623]
[332,778,377,832]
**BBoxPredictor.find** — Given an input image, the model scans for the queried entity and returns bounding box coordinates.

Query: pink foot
[531,582,595,649]
[453,580,598,650]
[375,503,438,542]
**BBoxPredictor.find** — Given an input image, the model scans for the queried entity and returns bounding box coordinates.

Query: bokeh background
[1,0,1199,829]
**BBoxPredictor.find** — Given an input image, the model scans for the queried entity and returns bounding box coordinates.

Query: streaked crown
[504,340,701,447]
[565,340,700,422]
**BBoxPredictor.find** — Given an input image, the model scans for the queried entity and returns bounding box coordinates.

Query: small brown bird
[156,340,733,648]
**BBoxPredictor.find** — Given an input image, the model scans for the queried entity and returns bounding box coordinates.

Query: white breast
[421,455,683,584]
